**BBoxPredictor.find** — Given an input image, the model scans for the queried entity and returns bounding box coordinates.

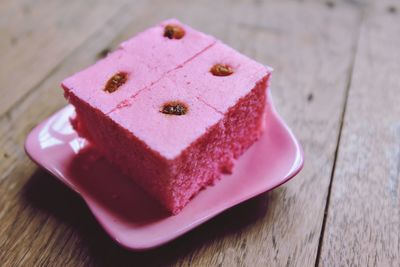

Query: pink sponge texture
[62,19,272,214]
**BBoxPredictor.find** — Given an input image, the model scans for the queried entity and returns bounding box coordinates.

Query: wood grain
[172,0,364,266]
[0,0,390,266]
[0,0,132,117]
[319,0,400,266]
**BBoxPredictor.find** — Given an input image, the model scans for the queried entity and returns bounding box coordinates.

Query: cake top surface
[62,19,216,113]
[62,19,272,159]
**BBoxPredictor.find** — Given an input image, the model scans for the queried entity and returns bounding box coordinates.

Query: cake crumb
[307,93,314,102]
[387,6,397,14]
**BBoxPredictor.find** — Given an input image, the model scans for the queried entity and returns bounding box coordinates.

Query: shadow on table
[23,168,273,266]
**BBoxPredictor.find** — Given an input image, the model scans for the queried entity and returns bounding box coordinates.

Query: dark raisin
[164,25,185,39]
[160,101,188,115]
[210,64,234,76]
[104,72,128,93]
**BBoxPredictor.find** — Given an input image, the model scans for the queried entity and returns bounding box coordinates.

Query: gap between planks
[314,2,368,266]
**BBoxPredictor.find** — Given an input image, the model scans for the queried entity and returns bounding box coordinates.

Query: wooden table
[1,0,399,266]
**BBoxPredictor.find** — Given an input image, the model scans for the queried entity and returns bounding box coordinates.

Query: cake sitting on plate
[61,19,272,214]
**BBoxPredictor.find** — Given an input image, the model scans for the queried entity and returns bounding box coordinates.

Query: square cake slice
[62,19,272,214]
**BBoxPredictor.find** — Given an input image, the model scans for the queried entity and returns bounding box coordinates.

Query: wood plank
[172,0,364,266]
[318,0,400,266]
[0,0,363,266]
[0,0,132,117]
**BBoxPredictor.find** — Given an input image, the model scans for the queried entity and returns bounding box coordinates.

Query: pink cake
[62,19,272,214]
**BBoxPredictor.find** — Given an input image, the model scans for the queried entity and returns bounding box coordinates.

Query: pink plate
[25,92,303,251]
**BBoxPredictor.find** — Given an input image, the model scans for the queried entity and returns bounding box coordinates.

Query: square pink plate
[24,92,303,251]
